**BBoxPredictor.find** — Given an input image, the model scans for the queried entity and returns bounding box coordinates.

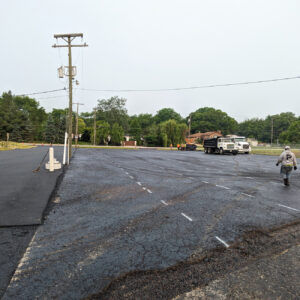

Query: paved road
[0,146,64,226]
[3,149,300,299]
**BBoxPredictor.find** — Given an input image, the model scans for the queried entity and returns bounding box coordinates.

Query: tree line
[1,91,300,146]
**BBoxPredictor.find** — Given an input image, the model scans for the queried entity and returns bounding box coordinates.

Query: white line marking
[125,172,129,174]
[278,204,300,212]
[142,187,146,190]
[215,236,230,248]
[137,182,142,186]
[161,200,168,206]
[216,185,230,190]
[246,177,254,179]
[242,193,255,198]
[181,213,193,221]
[129,176,133,179]
[147,189,152,194]
[202,181,209,184]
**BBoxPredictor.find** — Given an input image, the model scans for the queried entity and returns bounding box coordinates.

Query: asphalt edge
[85,219,300,300]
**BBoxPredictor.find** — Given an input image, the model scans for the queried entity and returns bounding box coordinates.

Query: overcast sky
[1,0,300,121]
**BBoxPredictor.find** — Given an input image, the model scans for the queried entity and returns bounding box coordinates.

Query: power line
[17,88,66,97]
[77,75,300,93]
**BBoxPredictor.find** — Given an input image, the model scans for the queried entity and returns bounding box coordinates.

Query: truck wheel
[245,152,249,154]
[233,151,238,155]
[220,148,224,155]
[204,148,208,154]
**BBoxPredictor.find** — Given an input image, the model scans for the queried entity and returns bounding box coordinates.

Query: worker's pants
[280,165,293,179]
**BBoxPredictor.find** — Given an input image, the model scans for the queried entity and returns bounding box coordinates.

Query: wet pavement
[2,149,300,299]
[0,146,64,226]
[0,146,63,298]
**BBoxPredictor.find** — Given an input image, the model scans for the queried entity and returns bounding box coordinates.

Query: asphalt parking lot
[3,149,300,299]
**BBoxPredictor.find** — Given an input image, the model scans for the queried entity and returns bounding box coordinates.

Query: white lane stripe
[202,181,209,184]
[129,175,133,179]
[137,182,142,186]
[242,193,255,198]
[215,236,230,248]
[125,172,129,174]
[216,185,230,190]
[161,200,168,206]
[142,187,146,190]
[246,177,254,179]
[181,213,193,222]
[278,204,300,212]
[147,189,152,194]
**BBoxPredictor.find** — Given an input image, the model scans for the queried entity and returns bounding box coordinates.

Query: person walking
[276,146,297,186]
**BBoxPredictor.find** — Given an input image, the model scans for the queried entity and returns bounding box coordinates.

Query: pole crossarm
[52,44,88,48]
[54,33,83,38]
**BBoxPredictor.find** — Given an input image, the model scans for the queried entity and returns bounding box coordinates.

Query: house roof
[187,131,222,138]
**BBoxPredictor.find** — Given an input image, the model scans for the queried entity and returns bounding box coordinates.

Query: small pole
[49,147,54,172]
[93,108,97,145]
[73,102,84,147]
[63,132,68,165]
[6,133,9,148]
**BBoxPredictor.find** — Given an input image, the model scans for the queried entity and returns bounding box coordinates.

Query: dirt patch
[86,220,300,300]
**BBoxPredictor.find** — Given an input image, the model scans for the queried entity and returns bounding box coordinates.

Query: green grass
[251,147,300,158]
[0,141,35,151]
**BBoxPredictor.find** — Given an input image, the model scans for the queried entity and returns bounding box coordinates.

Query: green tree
[97,96,129,130]
[129,118,142,145]
[190,107,238,135]
[44,114,57,143]
[91,121,111,145]
[154,108,182,124]
[110,123,124,145]
[279,120,300,144]
[158,120,188,146]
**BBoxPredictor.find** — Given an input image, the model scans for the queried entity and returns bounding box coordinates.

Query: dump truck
[204,137,238,155]
[231,136,251,154]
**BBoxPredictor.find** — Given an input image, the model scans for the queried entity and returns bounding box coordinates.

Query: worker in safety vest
[276,146,297,186]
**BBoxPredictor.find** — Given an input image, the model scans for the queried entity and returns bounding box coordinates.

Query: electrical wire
[17,88,66,97]
[77,75,300,93]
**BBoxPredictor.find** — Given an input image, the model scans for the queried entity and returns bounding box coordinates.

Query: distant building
[185,131,222,144]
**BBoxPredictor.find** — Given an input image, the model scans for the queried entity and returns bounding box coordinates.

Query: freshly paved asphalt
[0,146,64,226]
[3,149,300,299]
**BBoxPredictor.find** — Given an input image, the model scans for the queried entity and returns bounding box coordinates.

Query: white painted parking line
[215,236,229,248]
[129,176,133,179]
[242,193,255,198]
[161,200,168,206]
[246,177,254,179]
[216,185,230,190]
[181,213,193,222]
[202,181,209,184]
[136,182,142,186]
[125,172,129,174]
[142,187,146,190]
[147,189,152,194]
[278,204,300,212]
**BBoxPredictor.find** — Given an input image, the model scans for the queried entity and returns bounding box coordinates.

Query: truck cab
[204,137,239,155]
[231,136,251,154]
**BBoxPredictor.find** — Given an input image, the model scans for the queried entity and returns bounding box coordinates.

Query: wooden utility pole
[73,102,84,147]
[93,108,97,145]
[52,33,88,163]
[188,114,192,136]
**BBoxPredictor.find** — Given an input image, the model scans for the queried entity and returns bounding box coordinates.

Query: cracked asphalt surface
[3,149,300,299]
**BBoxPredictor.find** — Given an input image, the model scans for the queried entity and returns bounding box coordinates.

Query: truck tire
[245,152,249,154]
[204,148,208,154]
[232,151,238,155]
[220,148,224,155]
